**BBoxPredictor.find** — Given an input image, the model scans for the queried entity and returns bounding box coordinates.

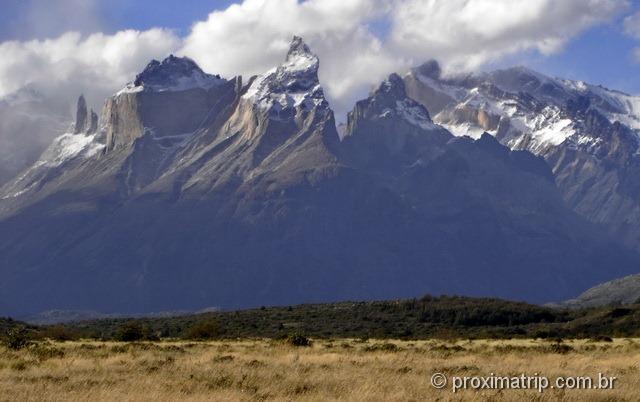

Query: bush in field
[115,322,146,342]
[3,326,30,350]
[286,334,311,347]
[590,335,613,342]
[183,319,220,340]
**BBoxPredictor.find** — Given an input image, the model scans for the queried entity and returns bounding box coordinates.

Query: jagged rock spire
[287,36,312,58]
[72,95,98,135]
[243,36,326,113]
[74,95,88,134]
[88,109,98,134]
[277,36,320,89]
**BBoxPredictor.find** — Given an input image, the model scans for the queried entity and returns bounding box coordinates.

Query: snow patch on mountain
[583,85,640,131]
[525,107,575,147]
[443,121,486,139]
[395,99,437,130]
[412,70,578,148]
[0,131,104,200]
[437,87,566,144]
[39,132,104,167]
[411,64,640,152]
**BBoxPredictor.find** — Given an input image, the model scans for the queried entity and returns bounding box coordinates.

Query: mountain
[559,274,640,309]
[0,37,638,317]
[404,62,640,250]
[0,87,70,185]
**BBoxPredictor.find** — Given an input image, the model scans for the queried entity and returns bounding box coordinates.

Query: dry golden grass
[1,338,639,401]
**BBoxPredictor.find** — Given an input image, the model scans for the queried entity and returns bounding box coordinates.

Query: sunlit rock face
[103,55,235,151]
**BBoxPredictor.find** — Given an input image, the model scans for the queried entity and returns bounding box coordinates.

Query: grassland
[3,296,640,400]
[1,338,639,401]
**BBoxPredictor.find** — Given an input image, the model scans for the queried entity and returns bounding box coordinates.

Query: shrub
[590,335,613,343]
[145,331,160,342]
[115,322,145,342]
[544,343,573,354]
[286,334,311,347]
[3,326,30,350]
[183,319,220,340]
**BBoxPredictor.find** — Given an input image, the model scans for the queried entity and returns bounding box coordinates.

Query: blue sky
[0,0,639,110]
[509,10,640,94]
[0,0,237,39]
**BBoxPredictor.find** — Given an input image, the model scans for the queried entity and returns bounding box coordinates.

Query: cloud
[180,0,395,115]
[180,0,628,117]
[623,11,640,63]
[388,0,628,71]
[624,11,640,39]
[0,26,181,185]
[0,0,630,118]
[0,29,180,109]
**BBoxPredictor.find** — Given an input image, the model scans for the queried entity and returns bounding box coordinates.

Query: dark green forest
[3,295,640,344]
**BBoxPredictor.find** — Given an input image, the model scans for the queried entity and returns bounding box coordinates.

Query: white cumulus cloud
[0,29,180,109]
[0,0,630,118]
[180,0,628,117]
[388,0,628,71]
[179,0,395,115]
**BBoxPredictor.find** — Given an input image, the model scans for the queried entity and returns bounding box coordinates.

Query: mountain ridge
[0,37,638,316]
[404,61,640,250]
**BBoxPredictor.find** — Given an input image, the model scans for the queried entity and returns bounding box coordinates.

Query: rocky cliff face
[103,55,236,151]
[73,95,88,134]
[0,38,638,316]
[72,95,98,135]
[404,62,640,249]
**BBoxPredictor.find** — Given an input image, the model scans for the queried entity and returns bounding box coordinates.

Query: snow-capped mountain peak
[282,35,319,75]
[118,55,225,94]
[403,64,640,151]
[243,36,326,114]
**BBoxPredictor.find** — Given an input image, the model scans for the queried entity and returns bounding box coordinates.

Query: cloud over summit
[0,0,630,116]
